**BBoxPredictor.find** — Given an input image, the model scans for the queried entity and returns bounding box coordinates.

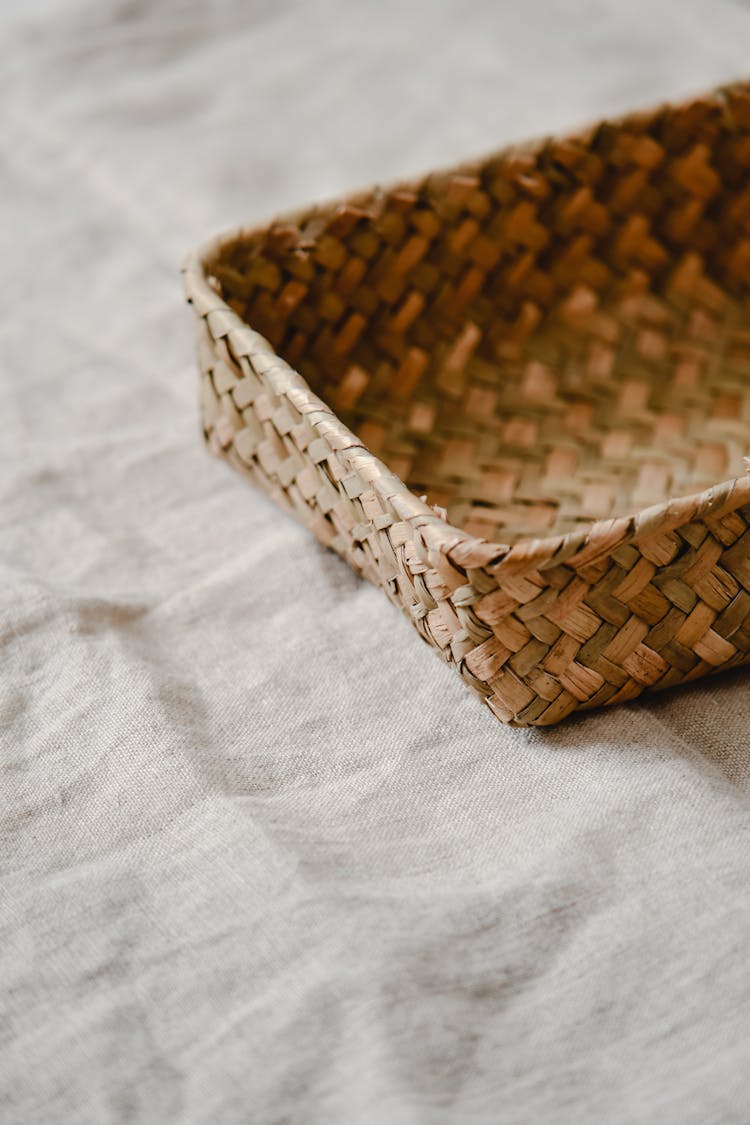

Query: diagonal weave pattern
[183,80,750,726]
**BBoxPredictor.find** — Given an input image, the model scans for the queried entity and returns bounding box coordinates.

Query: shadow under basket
[183,79,750,727]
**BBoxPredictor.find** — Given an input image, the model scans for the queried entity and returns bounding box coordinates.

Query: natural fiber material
[183,80,750,726]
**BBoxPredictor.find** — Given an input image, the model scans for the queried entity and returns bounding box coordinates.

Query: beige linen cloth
[2,1,750,1122]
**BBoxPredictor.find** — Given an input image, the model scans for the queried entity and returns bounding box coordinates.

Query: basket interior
[209,86,750,545]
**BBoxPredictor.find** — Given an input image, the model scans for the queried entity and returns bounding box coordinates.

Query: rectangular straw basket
[183,80,750,727]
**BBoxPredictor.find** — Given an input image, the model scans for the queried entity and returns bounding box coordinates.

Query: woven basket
[183,80,750,727]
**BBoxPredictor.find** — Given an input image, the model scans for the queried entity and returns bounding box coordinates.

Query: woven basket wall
[183,80,750,726]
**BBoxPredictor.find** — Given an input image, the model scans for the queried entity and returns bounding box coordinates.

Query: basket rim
[182,75,750,579]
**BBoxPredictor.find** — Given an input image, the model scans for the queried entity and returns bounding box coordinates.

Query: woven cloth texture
[3,1,750,1122]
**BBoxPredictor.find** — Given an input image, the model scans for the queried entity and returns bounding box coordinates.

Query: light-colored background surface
[2,2,750,1122]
